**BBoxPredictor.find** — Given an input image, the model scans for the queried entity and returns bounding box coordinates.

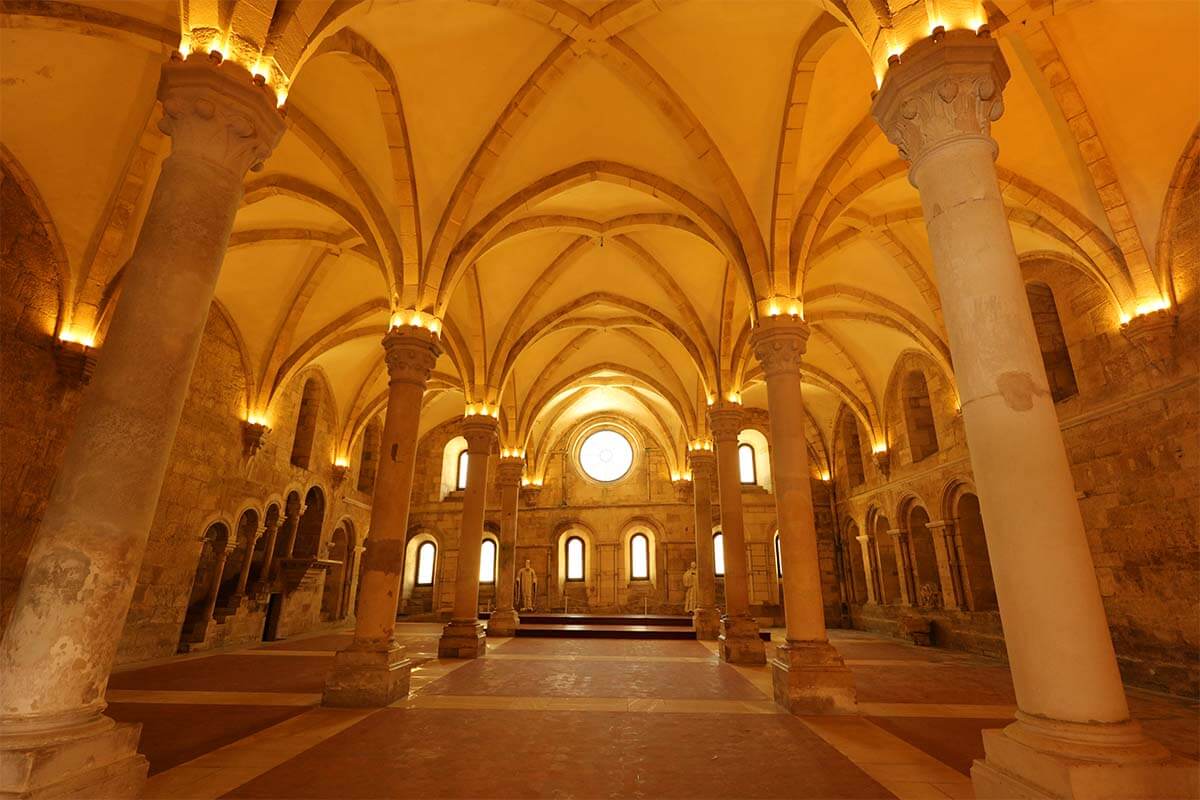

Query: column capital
[496,457,525,487]
[707,402,744,442]
[886,527,905,539]
[381,326,441,387]
[687,448,716,471]
[158,53,285,178]
[925,519,955,532]
[750,315,809,378]
[871,29,1009,177]
[855,533,872,545]
[460,415,499,453]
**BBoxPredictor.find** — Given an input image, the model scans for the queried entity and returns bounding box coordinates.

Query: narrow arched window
[456,450,469,490]
[775,533,783,578]
[713,532,725,577]
[1026,282,1079,402]
[901,371,939,462]
[291,378,321,469]
[738,443,757,484]
[840,413,866,487]
[566,536,585,581]
[630,533,649,580]
[479,538,497,584]
[415,541,436,586]
[356,418,381,493]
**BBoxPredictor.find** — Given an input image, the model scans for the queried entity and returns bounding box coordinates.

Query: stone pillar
[686,449,720,639]
[279,502,306,559]
[253,515,283,592]
[855,535,878,604]
[346,544,367,617]
[232,524,265,604]
[926,519,962,610]
[487,456,524,636]
[0,53,282,800]
[323,325,440,707]
[439,415,498,658]
[708,402,765,664]
[872,29,1194,799]
[201,538,237,624]
[887,528,914,606]
[751,316,856,714]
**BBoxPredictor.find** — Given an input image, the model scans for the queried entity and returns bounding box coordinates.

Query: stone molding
[381,327,440,387]
[707,402,744,442]
[158,53,285,180]
[496,457,525,487]
[871,30,1010,178]
[750,316,810,378]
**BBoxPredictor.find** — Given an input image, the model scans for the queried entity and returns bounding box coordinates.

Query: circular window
[578,429,634,483]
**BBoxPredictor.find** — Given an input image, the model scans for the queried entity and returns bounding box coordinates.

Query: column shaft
[233,526,264,598]
[254,518,282,588]
[687,451,720,639]
[487,458,524,636]
[856,535,877,604]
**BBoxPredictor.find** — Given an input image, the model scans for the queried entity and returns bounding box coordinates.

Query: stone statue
[683,561,698,613]
[516,559,538,611]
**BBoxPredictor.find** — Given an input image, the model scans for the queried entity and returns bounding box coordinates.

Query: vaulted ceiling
[2,0,1195,478]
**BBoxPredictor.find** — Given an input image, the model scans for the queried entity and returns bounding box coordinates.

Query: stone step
[515,623,698,640]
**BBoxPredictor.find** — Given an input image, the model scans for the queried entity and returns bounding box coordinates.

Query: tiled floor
[113,624,1198,799]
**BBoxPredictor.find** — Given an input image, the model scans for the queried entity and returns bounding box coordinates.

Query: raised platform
[510,614,770,641]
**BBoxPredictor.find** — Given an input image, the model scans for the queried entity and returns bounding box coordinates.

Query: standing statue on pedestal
[683,561,698,613]
[516,559,538,611]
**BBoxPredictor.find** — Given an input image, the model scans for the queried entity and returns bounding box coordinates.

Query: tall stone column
[0,53,282,800]
[708,402,765,664]
[439,416,498,658]
[872,29,1194,799]
[231,524,265,605]
[751,316,856,714]
[855,534,878,604]
[486,456,524,636]
[279,502,306,559]
[926,520,962,609]
[323,325,440,707]
[686,449,720,639]
[253,514,284,590]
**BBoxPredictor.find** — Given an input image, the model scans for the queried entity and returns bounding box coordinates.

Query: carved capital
[381,327,441,387]
[751,316,809,378]
[707,402,744,442]
[158,53,285,179]
[461,415,499,453]
[672,479,694,503]
[871,30,1009,176]
[241,420,269,459]
[686,450,715,481]
[496,457,525,487]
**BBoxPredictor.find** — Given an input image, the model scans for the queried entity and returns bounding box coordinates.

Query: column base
[438,619,487,659]
[771,640,857,715]
[0,715,148,799]
[692,607,720,640]
[972,714,1199,799]
[486,609,520,637]
[321,642,412,707]
[719,614,766,664]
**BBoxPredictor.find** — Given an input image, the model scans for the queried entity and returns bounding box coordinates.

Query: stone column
[751,316,856,714]
[253,515,283,591]
[872,29,1193,799]
[0,53,283,800]
[346,544,367,617]
[439,415,498,658]
[708,402,765,664]
[231,524,264,606]
[486,456,524,636]
[854,535,877,604]
[887,528,914,606]
[686,449,721,639]
[323,325,440,707]
[201,538,237,624]
[279,502,306,559]
[926,519,962,610]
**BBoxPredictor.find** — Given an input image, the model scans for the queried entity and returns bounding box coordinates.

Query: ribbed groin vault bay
[0,1,1197,798]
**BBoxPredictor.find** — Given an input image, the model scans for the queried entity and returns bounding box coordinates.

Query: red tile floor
[109,624,1197,799]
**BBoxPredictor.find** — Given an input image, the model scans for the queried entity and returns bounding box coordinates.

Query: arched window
[713,532,725,577]
[479,538,497,584]
[290,377,321,469]
[774,532,783,578]
[356,418,382,493]
[738,443,757,484]
[1026,282,1078,402]
[565,536,585,581]
[415,541,436,586]
[456,449,469,490]
[901,371,939,462]
[839,413,866,487]
[629,533,649,580]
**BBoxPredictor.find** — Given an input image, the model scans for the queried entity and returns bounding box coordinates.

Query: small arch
[712,531,726,577]
[565,536,585,581]
[871,513,901,605]
[457,449,470,490]
[479,536,498,584]
[321,524,350,619]
[1025,282,1079,402]
[904,503,942,608]
[774,532,783,578]
[416,541,437,586]
[291,377,322,469]
[844,520,868,604]
[738,443,757,484]
[440,435,468,499]
[356,417,382,493]
[956,492,997,612]
[293,486,325,559]
[737,428,771,490]
[630,533,650,581]
[901,371,939,462]
[837,409,867,488]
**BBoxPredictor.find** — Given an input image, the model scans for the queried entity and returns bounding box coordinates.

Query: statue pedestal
[438,619,487,659]
[487,608,520,637]
[720,613,766,664]
[771,640,857,715]
[322,642,412,707]
[692,607,720,640]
